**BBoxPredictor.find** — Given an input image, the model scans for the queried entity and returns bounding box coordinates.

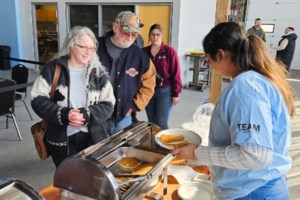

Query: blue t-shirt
[209,70,292,199]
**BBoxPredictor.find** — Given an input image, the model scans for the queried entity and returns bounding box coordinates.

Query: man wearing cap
[97,11,156,135]
[105,21,144,48]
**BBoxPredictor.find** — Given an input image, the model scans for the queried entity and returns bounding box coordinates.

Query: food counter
[37,123,212,200]
[1,111,214,200]
[0,122,213,200]
[40,165,212,200]
[40,175,182,200]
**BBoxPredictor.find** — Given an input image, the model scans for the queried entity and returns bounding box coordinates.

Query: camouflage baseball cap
[114,11,141,33]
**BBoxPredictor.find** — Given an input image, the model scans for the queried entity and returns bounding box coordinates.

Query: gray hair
[55,26,104,71]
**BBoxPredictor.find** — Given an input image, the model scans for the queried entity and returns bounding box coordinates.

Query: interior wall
[0,0,20,68]
[178,0,217,87]
[18,0,36,69]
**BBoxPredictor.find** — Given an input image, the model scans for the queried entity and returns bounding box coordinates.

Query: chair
[0,78,22,140]
[11,64,33,120]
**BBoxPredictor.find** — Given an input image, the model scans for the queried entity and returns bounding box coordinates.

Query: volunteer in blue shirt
[172,22,295,199]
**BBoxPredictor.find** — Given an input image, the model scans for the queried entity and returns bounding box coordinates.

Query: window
[67,3,172,43]
[261,24,275,33]
[101,5,134,36]
[70,5,99,36]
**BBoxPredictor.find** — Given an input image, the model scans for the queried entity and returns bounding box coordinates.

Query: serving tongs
[116,174,149,186]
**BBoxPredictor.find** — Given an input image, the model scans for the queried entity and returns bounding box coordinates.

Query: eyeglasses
[75,44,96,53]
[150,33,162,37]
[118,26,138,39]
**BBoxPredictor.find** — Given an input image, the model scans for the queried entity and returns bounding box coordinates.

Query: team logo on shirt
[237,123,260,133]
[125,68,139,77]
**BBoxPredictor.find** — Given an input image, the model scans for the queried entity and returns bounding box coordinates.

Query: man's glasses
[118,26,138,39]
[75,44,96,53]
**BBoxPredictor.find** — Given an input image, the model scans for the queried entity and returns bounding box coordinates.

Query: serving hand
[171,143,198,160]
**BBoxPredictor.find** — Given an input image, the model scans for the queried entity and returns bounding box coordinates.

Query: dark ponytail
[203,22,251,72]
[236,38,252,71]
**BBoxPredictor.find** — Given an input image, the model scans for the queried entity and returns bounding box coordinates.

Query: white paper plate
[178,181,214,200]
[155,128,202,150]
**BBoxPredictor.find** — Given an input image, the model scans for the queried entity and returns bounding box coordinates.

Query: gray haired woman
[31,26,115,167]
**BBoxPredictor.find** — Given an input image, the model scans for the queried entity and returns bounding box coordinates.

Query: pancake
[132,163,155,175]
[118,157,142,170]
[160,134,187,147]
[192,165,210,175]
[169,156,187,165]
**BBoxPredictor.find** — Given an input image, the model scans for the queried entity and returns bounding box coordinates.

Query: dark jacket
[276,33,298,69]
[97,36,156,122]
[31,56,115,155]
[143,43,182,97]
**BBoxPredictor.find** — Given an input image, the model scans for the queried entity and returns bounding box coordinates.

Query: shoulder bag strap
[50,63,61,100]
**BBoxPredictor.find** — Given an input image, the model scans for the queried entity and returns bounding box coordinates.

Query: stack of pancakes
[118,157,142,171]
[160,134,187,147]
[118,157,155,174]
[169,156,187,166]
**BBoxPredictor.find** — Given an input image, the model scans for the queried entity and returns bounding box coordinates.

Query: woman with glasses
[31,26,115,167]
[172,22,295,199]
[142,23,182,130]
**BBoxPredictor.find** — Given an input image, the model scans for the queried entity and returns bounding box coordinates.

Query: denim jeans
[107,115,132,135]
[235,177,289,200]
[146,87,172,130]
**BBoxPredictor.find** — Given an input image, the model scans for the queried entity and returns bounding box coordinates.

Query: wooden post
[209,0,230,104]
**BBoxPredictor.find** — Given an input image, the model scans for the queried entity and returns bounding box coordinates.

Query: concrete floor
[0,69,299,199]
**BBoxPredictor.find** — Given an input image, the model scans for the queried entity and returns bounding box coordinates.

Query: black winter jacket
[276,33,298,69]
[97,36,156,122]
[31,56,115,156]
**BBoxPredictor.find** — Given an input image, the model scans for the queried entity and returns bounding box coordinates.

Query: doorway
[33,3,58,69]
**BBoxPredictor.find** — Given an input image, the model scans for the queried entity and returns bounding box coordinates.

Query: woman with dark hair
[173,22,295,199]
[142,23,182,130]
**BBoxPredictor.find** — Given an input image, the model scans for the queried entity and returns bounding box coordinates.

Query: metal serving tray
[100,146,165,171]
[99,146,166,198]
[54,147,173,200]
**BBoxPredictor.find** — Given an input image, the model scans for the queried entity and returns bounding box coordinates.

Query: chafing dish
[0,179,44,200]
[53,121,174,200]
